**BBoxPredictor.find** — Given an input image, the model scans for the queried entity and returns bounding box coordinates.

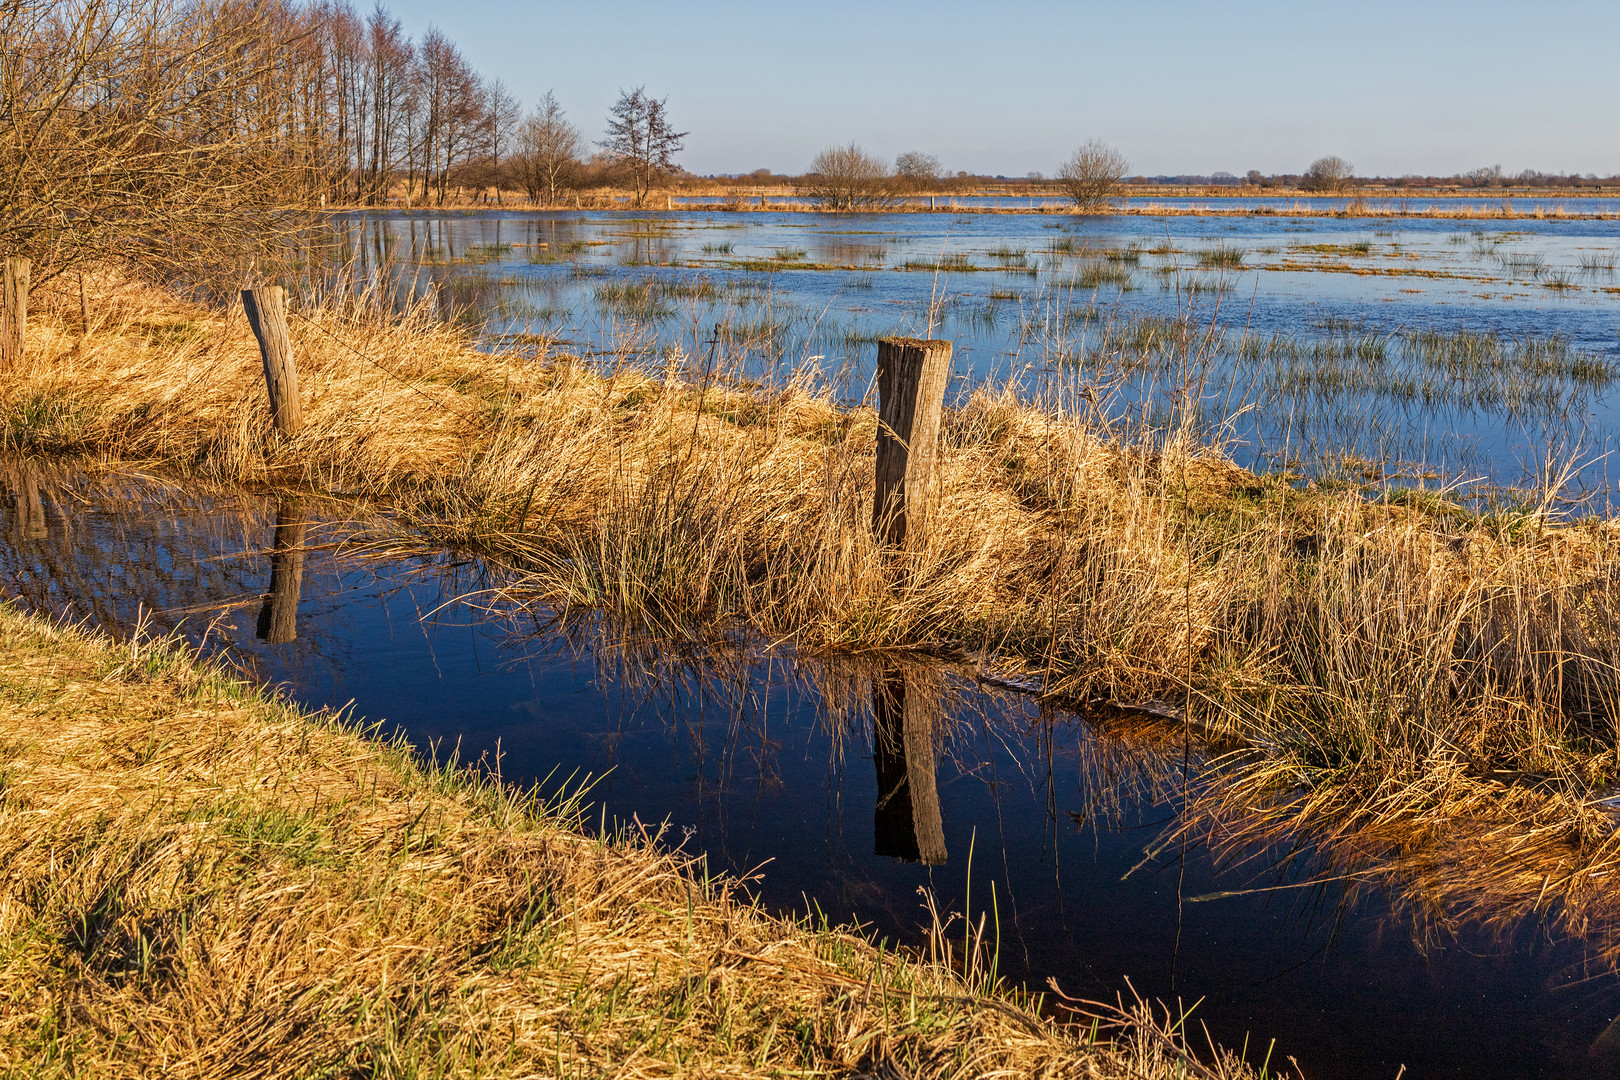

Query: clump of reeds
[1197,246,1246,269]
[0,604,1281,1079]
[1068,261,1134,289]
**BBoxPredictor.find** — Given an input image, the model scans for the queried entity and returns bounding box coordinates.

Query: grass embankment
[9,274,1620,957]
[0,605,1273,1078]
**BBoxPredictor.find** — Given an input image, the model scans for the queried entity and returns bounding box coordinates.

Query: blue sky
[384,0,1619,177]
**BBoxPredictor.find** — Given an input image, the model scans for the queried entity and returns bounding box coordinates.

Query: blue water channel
[5,463,1620,1080]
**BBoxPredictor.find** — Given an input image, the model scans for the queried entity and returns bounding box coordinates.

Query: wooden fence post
[256,497,307,644]
[1,258,30,371]
[240,286,303,436]
[872,336,952,550]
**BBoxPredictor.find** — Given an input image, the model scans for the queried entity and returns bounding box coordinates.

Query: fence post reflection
[872,663,947,865]
[7,464,47,541]
[256,497,307,644]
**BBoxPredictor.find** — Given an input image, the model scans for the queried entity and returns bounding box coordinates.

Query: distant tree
[414,28,484,206]
[1055,140,1130,212]
[599,87,686,208]
[895,151,941,188]
[360,5,415,206]
[513,91,581,206]
[482,79,521,203]
[800,143,896,210]
[1464,164,1503,188]
[1245,169,1265,187]
[1301,155,1355,193]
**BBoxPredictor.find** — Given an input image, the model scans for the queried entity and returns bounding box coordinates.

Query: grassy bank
[8,273,1620,959]
[0,603,1276,1078]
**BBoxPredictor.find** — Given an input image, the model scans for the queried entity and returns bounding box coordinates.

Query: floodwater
[6,462,1620,1080]
[327,207,1620,502]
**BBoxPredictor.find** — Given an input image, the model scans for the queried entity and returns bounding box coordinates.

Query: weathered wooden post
[240,286,303,436]
[872,336,953,550]
[256,497,307,644]
[872,663,946,865]
[1,257,30,370]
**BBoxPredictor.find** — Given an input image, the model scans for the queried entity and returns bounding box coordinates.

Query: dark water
[5,463,1620,1079]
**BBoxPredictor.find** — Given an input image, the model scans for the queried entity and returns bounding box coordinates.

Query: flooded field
[8,463,1620,1080]
[666,194,1620,216]
[330,208,1620,503]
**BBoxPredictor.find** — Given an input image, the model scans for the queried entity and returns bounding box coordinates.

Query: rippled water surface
[6,463,1620,1080]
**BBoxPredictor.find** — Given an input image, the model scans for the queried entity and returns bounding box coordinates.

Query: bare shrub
[1301,155,1356,193]
[1056,140,1130,212]
[801,143,897,211]
[895,150,942,190]
[0,0,333,282]
[513,91,582,206]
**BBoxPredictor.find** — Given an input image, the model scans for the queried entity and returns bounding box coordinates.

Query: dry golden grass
[10,272,1620,973]
[0,604,1282,1079]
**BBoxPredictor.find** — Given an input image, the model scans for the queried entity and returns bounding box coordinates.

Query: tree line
[302,5,684,210]
[0,0,682,282]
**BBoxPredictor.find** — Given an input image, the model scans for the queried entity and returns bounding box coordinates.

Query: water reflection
[256,497,307,644]
[871,662,947,864]
[7,463,47,542]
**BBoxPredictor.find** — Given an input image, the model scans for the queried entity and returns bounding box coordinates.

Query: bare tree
[482,78,521,203]
[895,151,941,189]
[513,91,581,206]
[801,144,896,211]
[0,0,338,282]
[1301,155,1356,193]
[1464,164,1503,188]
[361,4,414,206]
[1055,140,1130,212]
[414,28,484,205]
[599,87,686,208]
